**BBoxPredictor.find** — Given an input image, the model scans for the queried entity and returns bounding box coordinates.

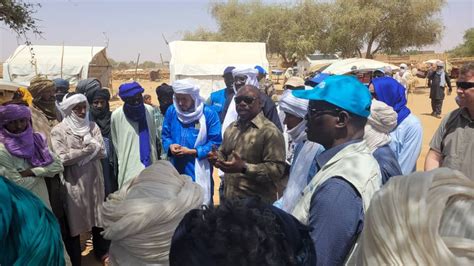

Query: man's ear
[335,111,349,128]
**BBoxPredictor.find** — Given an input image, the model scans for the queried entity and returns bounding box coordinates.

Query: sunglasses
[456,81,474,90]
[307,108,343,118]
[234,96,256,105]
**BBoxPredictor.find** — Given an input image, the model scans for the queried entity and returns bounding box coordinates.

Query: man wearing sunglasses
[208,85,286,204]
[291,75,382,265]
[425,63,474,178]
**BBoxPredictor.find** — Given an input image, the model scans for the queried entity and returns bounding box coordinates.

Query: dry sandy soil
[82,78,458,265]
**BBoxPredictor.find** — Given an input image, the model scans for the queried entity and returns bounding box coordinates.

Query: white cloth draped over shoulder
[172,79,212,204]
[101,161,204,266]
[356,168,474,265]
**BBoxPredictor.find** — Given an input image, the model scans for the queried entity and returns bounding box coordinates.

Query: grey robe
[51,121,106,237]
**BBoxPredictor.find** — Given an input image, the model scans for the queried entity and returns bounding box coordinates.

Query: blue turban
[223,66,235,76]
[118,81,151,167]
[119,82,145,99]
[53,78,69,91]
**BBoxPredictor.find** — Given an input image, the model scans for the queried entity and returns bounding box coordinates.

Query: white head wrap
[232,67,260,88]
[279,90,308,119]
[363,100,397,152]
[60,93,91,137]
[101,160,204,265]
[356,168,474,265]
[172,79,204,124]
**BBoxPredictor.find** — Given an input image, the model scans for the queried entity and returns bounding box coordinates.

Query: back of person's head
[156,83,174,99]
[170,197,316,266]
[101,161,204,265]
[356,168,474,265]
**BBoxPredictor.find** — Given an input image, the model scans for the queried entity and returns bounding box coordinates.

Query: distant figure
[255,65,275,99]
[428,61,452,118]
[207,66,236,122]
[53,78,70,121]
[394,63,412,93]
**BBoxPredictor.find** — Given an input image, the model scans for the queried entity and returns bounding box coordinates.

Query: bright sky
[1,0,473,62]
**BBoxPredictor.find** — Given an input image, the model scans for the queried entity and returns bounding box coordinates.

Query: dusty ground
[82,79,458,265]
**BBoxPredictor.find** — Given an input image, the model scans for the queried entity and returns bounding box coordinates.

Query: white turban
[356,168,474,265]
[101,160,204,265]
[363,100,397,152]
[232,67,259,88]
[59,93,91,137]
[172,79,204,124]
[279,90,308,119]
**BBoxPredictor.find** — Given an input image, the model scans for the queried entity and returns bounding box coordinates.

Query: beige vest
[292,140,381,225]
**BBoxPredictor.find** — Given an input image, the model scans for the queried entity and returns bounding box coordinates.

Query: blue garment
[389,113,423,174]
[371,77,411,125]
[292,141,325,184]
[372,144,402,184]
[162,105,222,181]
[309,140,364,266]
[0,176,65,266]
[123,102,152,167]
[101,137,118,196]
[208,88,229,122]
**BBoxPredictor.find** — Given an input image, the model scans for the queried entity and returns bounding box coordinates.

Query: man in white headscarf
[275,90,324,213]
[221,67,282,136]
[161,79,222,205]
[363,100,402,184]
[356,168,474,265]
[51,93,107,265]
[101,160,204,266]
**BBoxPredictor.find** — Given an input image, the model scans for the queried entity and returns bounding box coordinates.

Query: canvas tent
[322,58,399,75]
[169,41,269,99]
[3,45,112,88]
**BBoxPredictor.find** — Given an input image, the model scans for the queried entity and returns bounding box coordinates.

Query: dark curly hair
[170,197,315,266]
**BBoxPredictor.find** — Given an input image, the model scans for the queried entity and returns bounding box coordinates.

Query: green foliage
[184,0,445,61]
[0,0,41,36]
[449,28,474,57]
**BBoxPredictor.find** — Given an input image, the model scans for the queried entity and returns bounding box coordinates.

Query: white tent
[3,45,112,87]
[322,58,399,75]
[169,41,269,99]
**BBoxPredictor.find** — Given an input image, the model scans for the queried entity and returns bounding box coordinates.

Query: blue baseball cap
[254,65,267,75]
[309,73,330,85]
[292,75,371,117]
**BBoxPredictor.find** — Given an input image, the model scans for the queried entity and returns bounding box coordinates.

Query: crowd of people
[0,62,473,266]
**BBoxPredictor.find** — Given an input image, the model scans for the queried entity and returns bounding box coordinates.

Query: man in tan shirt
[209,85,286,204]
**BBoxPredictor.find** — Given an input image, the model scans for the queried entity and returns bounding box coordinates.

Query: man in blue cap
[255,65,275,99]
[111,81,158,189]
[291,75,382,265]
[208,66,236,123]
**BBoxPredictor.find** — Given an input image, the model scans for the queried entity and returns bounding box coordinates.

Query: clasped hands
[207,150,246,173]
[170,144,197,157]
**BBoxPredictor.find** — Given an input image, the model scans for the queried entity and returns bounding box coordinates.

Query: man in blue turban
[111,81,158,188]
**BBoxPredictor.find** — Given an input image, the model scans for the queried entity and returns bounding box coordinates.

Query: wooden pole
[60,42,65,78]
[134,53,141,80]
